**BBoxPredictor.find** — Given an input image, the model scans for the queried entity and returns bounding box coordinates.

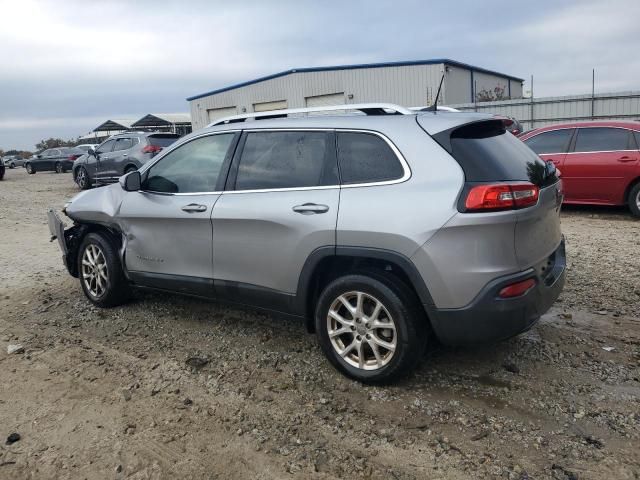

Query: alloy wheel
[326,291,397,370]
[55,163,63,173]
[636,189,640,211]
[77,168,87,188]
[81,244,108,298]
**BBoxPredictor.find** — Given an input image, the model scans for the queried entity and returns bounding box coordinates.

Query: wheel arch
[65,222,124,278]
[297,246,436,333]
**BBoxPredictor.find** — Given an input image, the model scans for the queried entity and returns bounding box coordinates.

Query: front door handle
[617,156,636,162]
[181,203,207,213]
[292,203,330,215]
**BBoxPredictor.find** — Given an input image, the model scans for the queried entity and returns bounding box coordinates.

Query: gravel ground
[1,168,639,479]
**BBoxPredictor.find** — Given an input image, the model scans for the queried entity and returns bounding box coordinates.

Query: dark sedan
[25,147,85,174]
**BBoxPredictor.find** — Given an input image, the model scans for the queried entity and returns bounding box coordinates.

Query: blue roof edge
[186,58,524,101]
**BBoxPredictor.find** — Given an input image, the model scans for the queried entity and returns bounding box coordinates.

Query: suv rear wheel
[315,274,427,383]
[26,163,35,174]
[629,182,640,218]
[78,232,130,307]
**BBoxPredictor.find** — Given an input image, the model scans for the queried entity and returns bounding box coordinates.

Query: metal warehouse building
[187,59,524,129]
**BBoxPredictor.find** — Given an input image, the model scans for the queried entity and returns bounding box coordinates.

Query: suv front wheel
[315,274,427,383]
[77,232,130,307]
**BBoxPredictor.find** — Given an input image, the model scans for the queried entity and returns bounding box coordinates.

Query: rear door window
[524,129,573,155]
[337,132,404,184]
[573,127,631,152]
[233,131,336,190]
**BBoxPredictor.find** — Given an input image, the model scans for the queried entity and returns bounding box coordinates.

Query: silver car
[48,103,565,383]
[3,155,26,168]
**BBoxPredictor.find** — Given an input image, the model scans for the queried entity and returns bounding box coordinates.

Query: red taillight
[142,145,162,154]
[68,155,80,161]
[498,278,536,298]
[464,183,539,212]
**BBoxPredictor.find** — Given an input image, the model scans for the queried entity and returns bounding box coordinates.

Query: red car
[519,121,640,217]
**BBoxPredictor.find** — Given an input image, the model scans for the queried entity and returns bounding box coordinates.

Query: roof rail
[207,103,413,127]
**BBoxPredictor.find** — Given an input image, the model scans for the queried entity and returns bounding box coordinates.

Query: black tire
[75,166,91,190]
[124,165,137,174]
[9,163,15,169]
[77,232,130,307]
[629,183,640,218]
[315,273,427,384]
[55,162,63,174]
[26,163,36,174]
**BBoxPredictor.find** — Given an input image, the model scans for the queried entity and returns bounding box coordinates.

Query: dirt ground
[1,168,639,480]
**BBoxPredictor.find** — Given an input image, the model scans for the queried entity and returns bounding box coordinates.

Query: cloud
[0,0,638,150]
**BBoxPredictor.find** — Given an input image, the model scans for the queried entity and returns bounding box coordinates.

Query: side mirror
[88,147,96,156]
[119,170,141,192]
[37,154,42,159]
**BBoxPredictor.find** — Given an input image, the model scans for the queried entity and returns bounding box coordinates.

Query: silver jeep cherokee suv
[48,104,565,383]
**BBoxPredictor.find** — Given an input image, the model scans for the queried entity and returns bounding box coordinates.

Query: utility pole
[474,80,478,112]
[530,75,534,129]
[591,69,595,120]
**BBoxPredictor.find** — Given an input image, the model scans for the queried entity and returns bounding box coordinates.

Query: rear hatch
[419,116,563,269]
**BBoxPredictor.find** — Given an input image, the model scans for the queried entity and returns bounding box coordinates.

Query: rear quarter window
[336,132,404,184]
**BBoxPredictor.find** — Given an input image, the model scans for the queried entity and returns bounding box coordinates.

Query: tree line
[1,137,81,158]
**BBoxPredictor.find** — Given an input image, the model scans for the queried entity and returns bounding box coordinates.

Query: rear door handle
[292,203,329,214]
[181,203,207,213]
[617,156,636,162]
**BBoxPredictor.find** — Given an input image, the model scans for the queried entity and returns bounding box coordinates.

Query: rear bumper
[428,238,566,346]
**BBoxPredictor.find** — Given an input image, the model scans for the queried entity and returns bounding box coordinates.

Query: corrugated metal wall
[188,64,521,129]
[449,91,640,130]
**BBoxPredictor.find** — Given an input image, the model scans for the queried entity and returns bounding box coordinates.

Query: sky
[0,0,638,151]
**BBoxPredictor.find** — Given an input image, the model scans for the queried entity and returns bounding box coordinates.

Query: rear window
[440,120,557,187]
[337,132,404,184]
[573,127,631,152]
[148,135,179,147]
